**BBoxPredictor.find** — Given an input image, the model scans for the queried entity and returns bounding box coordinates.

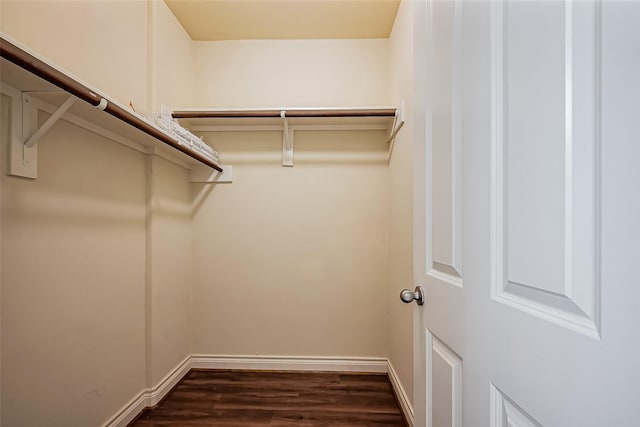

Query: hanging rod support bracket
[281,110,294,167]
[386,99,405,145]
[24,94,76,148]
[387,100,406,162]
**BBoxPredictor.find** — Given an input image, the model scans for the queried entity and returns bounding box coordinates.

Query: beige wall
[0,102,147,426]
[0,1,197,425]
[0,2,152,420]
[0,0,148,109]
[0,95,6,425]
[192,131,390,357]
[147,156,193,386]
[190,38,392,359]
[150,0,195,111]
[193,39,390,108]
[388,0,416,406]
[146,0,195,389]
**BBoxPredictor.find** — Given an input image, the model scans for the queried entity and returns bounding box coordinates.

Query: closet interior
[0,1,415,425]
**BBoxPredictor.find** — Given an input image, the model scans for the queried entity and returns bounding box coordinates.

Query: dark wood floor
[132,370,407,426]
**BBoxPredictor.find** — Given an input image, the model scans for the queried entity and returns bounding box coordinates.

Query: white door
[410,0,640,426]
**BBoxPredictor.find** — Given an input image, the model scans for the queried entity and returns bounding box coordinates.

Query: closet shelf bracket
[191,164,233,183]
[24,93,76,148]
[386,99,406,162]
[281,110,294,167]
[7,92,77,179]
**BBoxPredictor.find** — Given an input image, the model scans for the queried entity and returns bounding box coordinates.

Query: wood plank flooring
[132,370,407,426]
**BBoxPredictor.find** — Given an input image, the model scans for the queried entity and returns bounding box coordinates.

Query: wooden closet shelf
[171,105,405,167]
[172,107,399,132]
[173,108,397,119]
[0,34,223,173]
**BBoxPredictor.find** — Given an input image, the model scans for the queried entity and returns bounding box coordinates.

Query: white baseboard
[387,360,415,427]
[191,354,388,373]
[104,355,191,427]
[103,390,148,427]
[104,355,413,427]
[146,355,192,407]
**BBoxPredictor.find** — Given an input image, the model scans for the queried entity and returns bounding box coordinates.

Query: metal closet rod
[0,36,222,173]
[172,108,397,119]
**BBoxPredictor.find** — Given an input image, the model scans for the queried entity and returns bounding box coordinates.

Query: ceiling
[163,0,401,41]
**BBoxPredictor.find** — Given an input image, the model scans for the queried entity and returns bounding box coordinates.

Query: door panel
[429,332,462,427]
[490,384,542,427]
[415,0,465,426]
[412,0,640,425]
[504,0,566,296]
[492,0,600,338]
[430,0,463,285]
